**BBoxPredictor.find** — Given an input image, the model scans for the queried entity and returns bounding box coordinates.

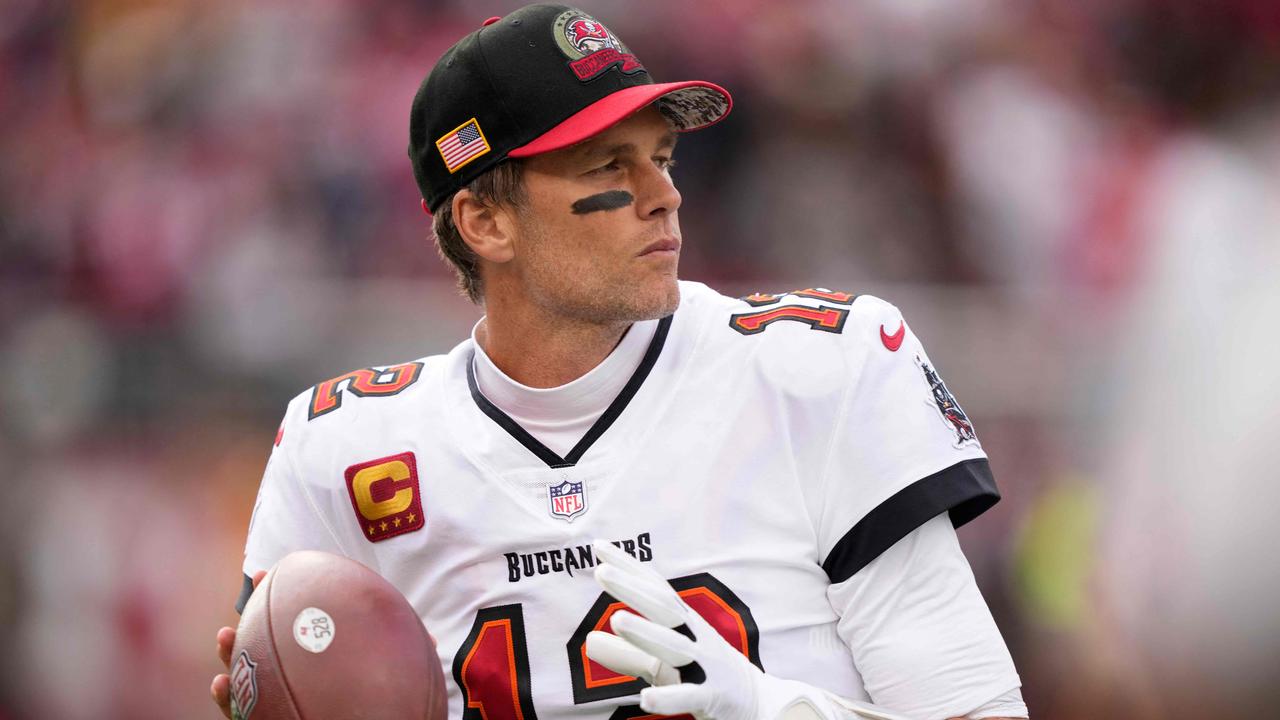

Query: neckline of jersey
[470,316,657,420]
[466,315,674,468]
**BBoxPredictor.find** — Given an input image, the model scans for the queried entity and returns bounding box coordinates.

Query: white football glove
[585,540,914,720]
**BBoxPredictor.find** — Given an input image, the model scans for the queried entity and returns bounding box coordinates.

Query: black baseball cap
[408,4,732,213]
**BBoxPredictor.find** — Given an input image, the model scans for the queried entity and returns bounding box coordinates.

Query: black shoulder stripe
[821,458,999,584]
[234,573,254,615]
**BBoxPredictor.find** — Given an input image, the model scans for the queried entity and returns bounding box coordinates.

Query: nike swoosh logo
[880,321,905,351]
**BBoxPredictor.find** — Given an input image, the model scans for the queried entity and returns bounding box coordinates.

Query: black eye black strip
[571,190,634,215]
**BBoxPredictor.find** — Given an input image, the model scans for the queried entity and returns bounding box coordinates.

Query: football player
[212,5,1028,720]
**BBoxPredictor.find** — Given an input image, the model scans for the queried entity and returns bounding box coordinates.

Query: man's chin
[595,282,681,325]
[636,279,681,320]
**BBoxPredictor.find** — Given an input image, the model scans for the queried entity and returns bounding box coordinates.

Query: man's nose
[634,163,682,219]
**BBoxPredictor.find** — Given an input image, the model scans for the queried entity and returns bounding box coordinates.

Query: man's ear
[453,189,517,264]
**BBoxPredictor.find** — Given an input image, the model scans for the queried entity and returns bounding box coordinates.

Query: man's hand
[210,570,266,719]
[586,541,912,720]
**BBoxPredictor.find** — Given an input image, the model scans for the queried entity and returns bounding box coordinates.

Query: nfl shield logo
[229,650,258,720]
[548,479,587,522]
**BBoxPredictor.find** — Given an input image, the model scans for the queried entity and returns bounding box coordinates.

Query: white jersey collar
[467,316,668,465]
[470,317,658,421]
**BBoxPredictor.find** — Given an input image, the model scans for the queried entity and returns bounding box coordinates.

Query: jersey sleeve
[238,410,346,610]
[826,514,1025,718]
[814,297,999,584]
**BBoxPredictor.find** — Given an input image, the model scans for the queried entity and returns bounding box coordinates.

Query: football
[229,550,447,720]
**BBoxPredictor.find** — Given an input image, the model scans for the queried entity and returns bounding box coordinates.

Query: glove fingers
[611,610,697,668]
[584,631,680,686]
[594,562,687,629]
[639,683,709,717]
[591,540,677,604]
[591,538,649,572]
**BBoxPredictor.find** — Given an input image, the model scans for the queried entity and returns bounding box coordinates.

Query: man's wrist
[758,673,914,720]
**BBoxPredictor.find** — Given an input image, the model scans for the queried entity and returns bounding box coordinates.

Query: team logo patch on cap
[548,478,587,522]
[917,355,979,447]
[553,10,644,81]
[436,118,491,173]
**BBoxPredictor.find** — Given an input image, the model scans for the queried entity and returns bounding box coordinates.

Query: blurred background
[1,0,1278,717]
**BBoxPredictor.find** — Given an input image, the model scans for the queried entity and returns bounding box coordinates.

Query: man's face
[505,106,683,325]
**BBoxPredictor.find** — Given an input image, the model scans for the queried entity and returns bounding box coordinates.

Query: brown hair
[431,160,527,303]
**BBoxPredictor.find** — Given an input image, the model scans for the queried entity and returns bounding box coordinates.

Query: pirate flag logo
[565,17,614,54]
[552,9,645,81]
[917,355,978,447]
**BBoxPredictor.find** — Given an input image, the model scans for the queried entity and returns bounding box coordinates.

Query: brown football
[229,550,447,720]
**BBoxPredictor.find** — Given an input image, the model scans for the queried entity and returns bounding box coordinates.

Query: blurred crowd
[1,0,1278,718]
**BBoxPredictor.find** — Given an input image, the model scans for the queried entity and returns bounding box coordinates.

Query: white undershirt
[469,319,1025,719]
[470,318,659,457]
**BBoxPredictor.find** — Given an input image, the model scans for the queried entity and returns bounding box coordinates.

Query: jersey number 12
[453,572,761,720]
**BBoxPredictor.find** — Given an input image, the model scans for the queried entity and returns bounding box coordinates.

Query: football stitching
[264,570,306,720]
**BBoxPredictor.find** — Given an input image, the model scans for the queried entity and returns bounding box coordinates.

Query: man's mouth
[639,238,680,256]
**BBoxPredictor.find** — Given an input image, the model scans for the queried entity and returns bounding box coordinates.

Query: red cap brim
[507,81,732,158]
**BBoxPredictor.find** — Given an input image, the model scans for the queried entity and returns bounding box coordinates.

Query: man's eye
[589,160,621,175]
[656,157,678,171]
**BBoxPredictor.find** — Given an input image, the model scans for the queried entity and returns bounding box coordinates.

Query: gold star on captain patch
[407,512,416,524]
[393,517,402,528]
[380,521,388,531]
[367,525,375,535]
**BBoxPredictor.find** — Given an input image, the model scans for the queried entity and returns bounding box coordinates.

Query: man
[211,5,1028,719]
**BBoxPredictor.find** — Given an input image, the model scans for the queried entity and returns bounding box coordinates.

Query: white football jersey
[242,281,999,720]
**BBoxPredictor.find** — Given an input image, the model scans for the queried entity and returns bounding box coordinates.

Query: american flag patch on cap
[436,118,491,173]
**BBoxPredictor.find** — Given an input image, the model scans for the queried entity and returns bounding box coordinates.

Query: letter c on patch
[351,459,414,520]
[343,451,425,543]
